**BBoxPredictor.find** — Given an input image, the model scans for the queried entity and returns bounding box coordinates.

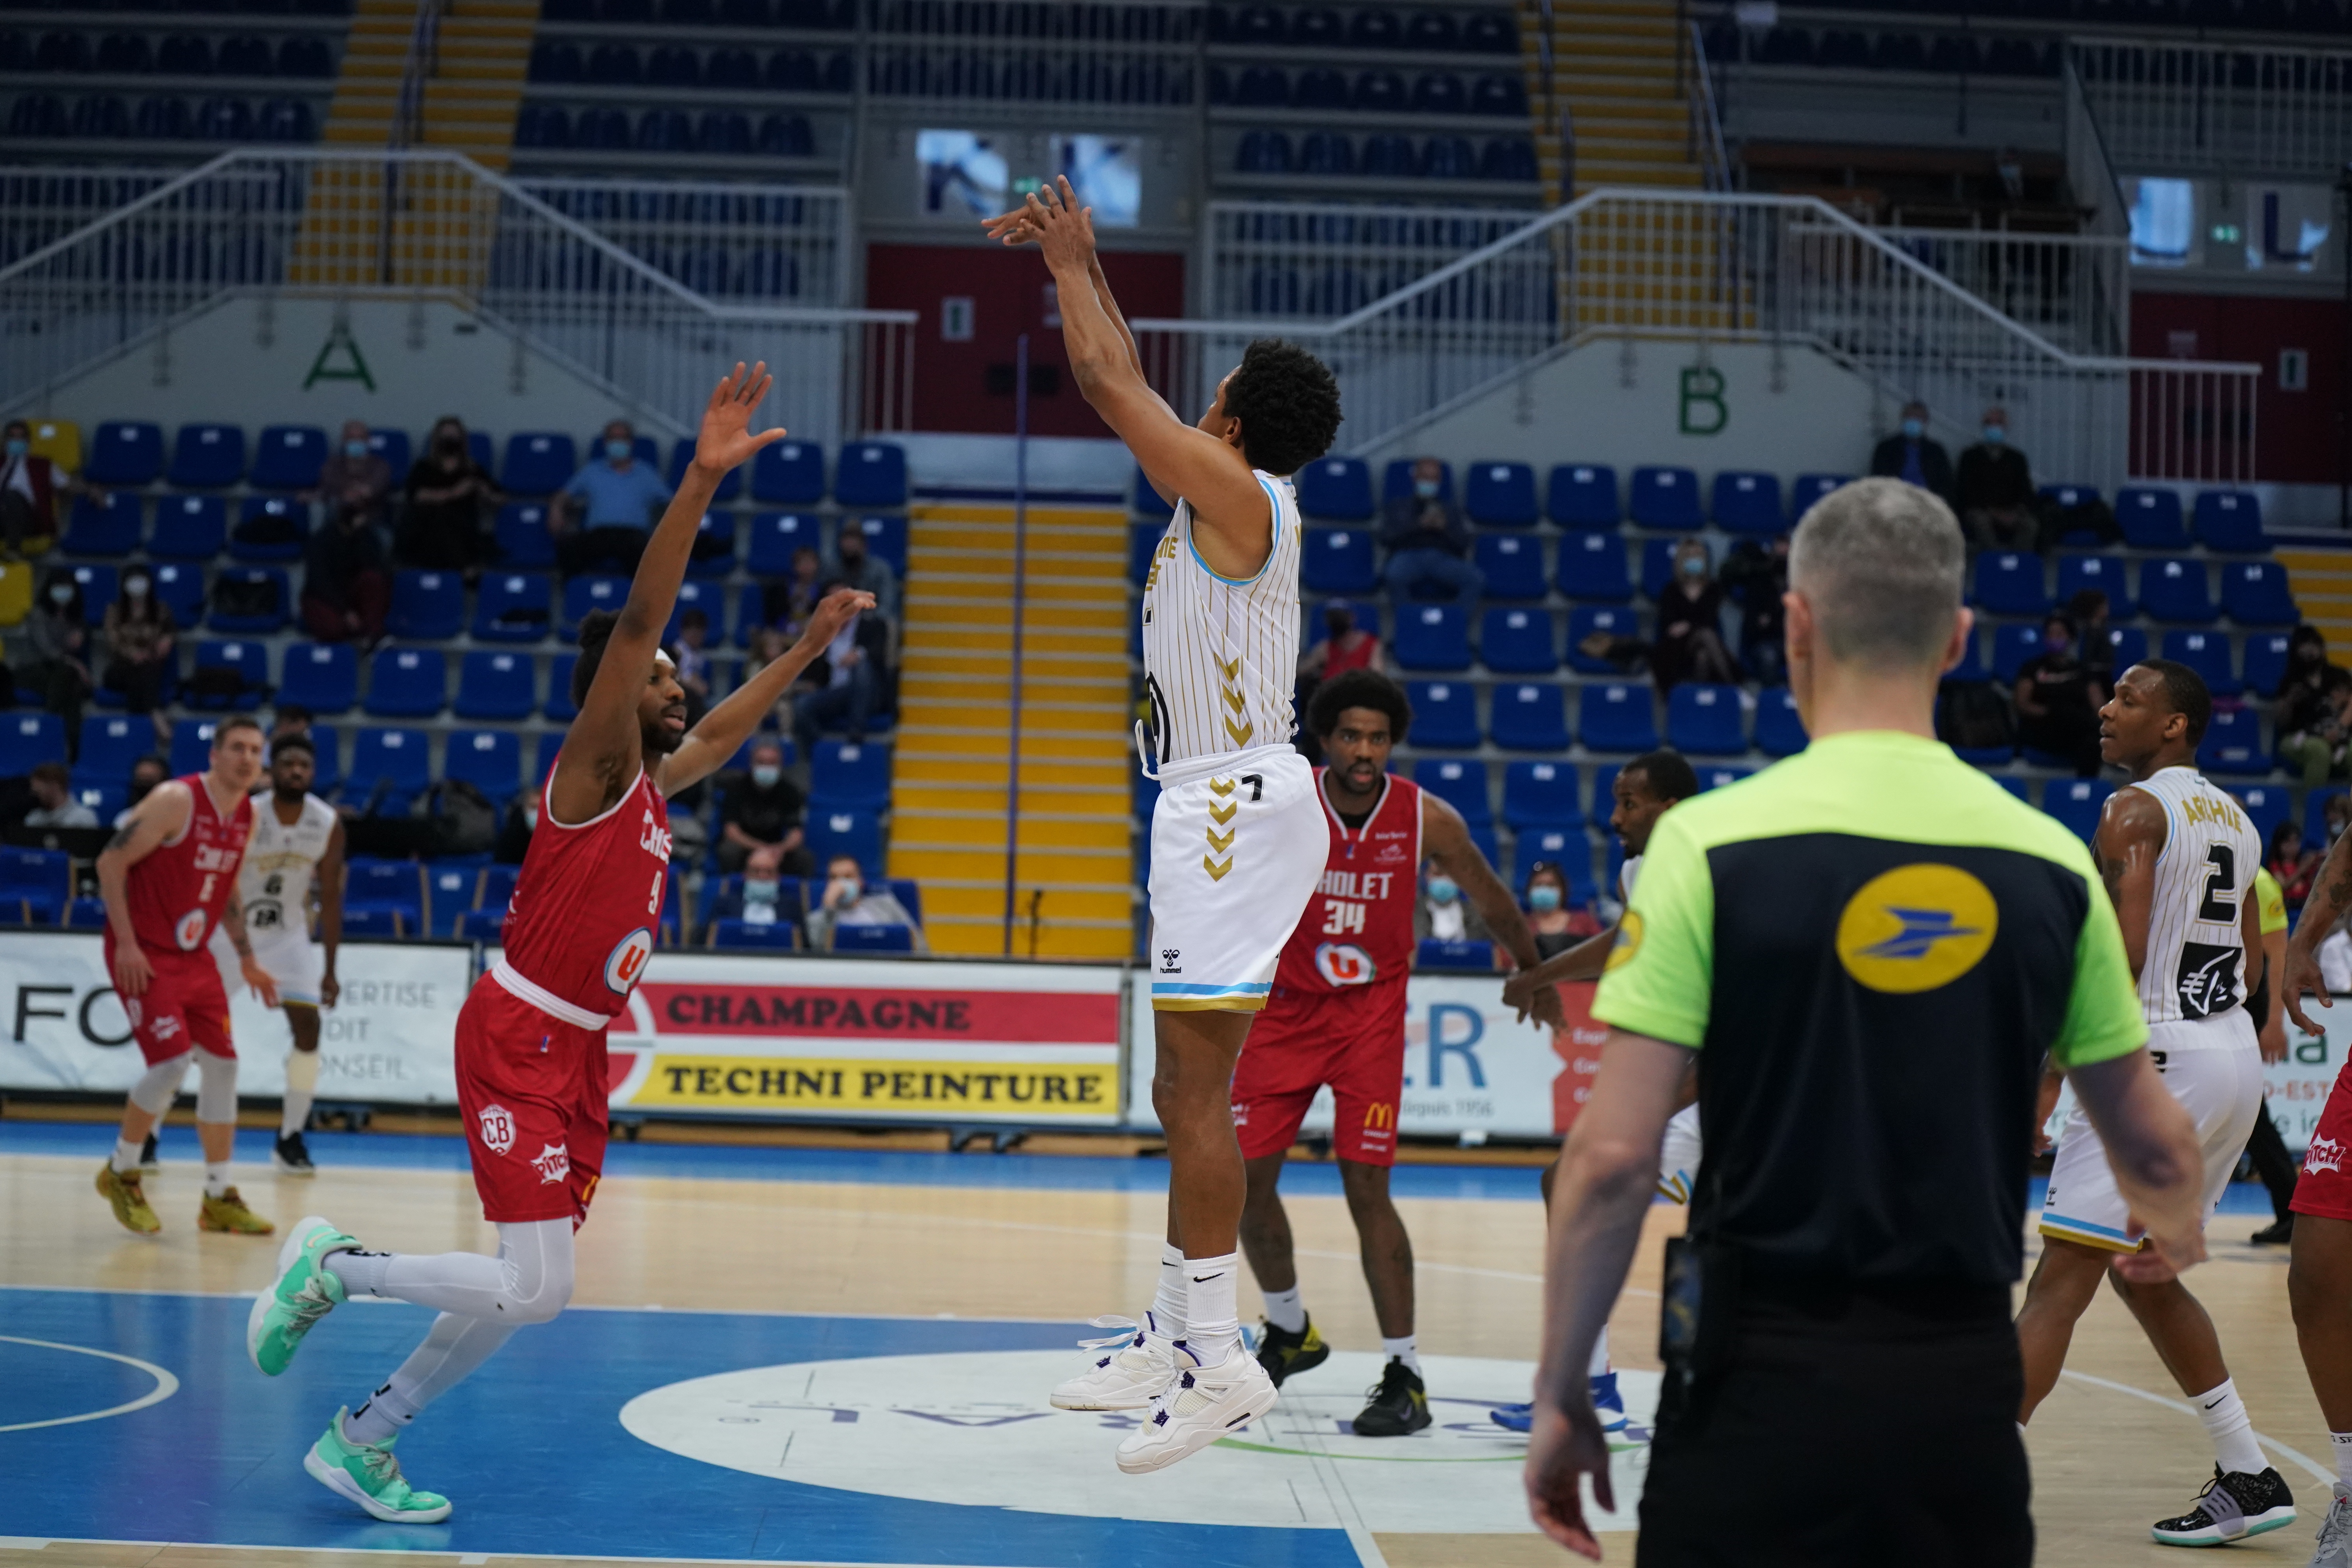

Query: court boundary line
[0,1335,180,1432]
[0,1281,1090,1327]
[0,1537,1090,1567]
[2058,1369,2336,1485]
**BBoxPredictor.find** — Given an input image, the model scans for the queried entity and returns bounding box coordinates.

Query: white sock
[2193,1378,2265,1476]
[328,1249,393,1298]
[112,1138,142,1174]
[1262,1285,1306,1334]
[282,1048,319,1137]
[203,1160,232,1198]
[1151,1241,1188,1344]
[1383,1334,1420,1376]
[2331,1432,2352,1490]
[1183,1251,1241,1364]
[1588,1324,1612,1379]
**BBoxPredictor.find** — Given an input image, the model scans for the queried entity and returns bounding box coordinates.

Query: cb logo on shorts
[477,1103,516,1156]
[605,928,654,996]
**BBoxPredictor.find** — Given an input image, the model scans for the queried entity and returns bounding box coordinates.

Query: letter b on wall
[1679,366,1728,436]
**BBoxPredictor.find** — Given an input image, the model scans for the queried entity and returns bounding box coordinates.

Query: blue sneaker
[1489,1400,1532,1433]
[1591,1372,1628,1434]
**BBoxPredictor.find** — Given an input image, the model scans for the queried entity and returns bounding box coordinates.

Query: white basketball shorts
[209,923,326,1009]
[2040,1009,2262,1252]
[1145,743,1324,1012]
[1657,1104,1703,1204]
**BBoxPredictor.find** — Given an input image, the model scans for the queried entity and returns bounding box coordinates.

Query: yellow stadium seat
[27,419,82,475]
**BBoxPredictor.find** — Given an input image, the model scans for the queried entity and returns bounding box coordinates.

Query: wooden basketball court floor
[0,1118,2335,1568]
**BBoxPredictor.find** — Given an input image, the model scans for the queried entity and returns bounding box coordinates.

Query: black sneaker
[139,1132,161,1172]
[1350,1357,1431,1437]
[2250,1216,2296,1245]
[2152,1465,2296,1546]
[1254,1316,1329,1389]
[272,1131,316,1176]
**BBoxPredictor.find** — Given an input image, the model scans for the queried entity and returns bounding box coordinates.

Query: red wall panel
[2131,292,2341,485]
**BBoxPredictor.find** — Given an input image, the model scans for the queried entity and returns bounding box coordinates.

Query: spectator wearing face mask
[1,417,99,560]
[27,568,92,749]
[1379,457,1482,605]
[2012,611,2106,777]
[102,568,176,716]
[555,420,671,577]
[301,497,392,646]
[806,853,928,952]
[399,416,502,571]
[307,419,392,534]
[1523,861,1602,959]
[23,761,97,829]
[116,754,169,828]
[1651,539,1740,695]
[1956,404,2037,549]
[1414,860,1494,944]
[719,739,811,877]
[1867,401,1955,508]
[826,523,899,623]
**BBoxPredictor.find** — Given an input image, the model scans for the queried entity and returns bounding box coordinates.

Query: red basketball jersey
[112,773,254,959]
[497,762,672,1021]
[1271,770,1422,993]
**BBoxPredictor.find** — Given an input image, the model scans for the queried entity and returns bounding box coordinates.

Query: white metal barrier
[0,149,913,448]
[514,178,851,308]
[1203,201,1542,318]
[2073,38,2352,178]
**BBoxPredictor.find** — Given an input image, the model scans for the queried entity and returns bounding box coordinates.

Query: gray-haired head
[1788,477,1965,669]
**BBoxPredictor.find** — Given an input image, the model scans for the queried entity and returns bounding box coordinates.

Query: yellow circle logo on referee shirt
[1834,864,1999,993]
[1604,909,1644,973]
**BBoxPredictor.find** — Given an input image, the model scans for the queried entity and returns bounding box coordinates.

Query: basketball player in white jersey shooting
[2014,659,2293,1548]
[987,178,1343,1472]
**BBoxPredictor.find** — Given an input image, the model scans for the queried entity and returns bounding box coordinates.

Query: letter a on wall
[304,318,376,392]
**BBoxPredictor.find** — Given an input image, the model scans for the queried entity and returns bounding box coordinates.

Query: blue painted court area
[0,1288,1360,1566]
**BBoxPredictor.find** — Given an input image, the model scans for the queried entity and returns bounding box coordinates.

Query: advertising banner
[2264,1009,2352,1153]
[606,954,1127,1125]
[0,932,469,1103]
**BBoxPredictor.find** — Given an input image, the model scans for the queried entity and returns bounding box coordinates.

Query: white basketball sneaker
[1114,1341,1278,1474]
[1051,1313,1182,1411]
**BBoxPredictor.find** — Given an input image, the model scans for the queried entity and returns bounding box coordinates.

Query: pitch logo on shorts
[477,1103,516,1156]
[1834,864,1998,993]
[2309,1134,2347,1176]
[532,1142,571,1185]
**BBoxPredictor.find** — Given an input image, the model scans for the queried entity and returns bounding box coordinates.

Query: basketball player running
[1490,750,1700,1437]
[244,364,873,1524]
[987,180,1342,1472]
[92,714,278,1237]
[1235,670,1562,1437]
[207,731,345,1175]
[2013,660,2293,1546]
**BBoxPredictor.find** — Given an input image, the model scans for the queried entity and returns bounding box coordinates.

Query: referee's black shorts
[1636,1284,2028,1568]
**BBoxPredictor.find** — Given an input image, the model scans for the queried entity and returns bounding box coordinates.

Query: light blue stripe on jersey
[1181,475,1287,587]
[1152,981,1274,997]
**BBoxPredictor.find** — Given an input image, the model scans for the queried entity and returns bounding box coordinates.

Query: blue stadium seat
[207,568,288,633]
[500,432,578,496]
[0,713,65,774]
[712,918,800,951]
[340,909,408,940]
[1988,778,2030,804]
[1416,938,1493,971]
[1404,681,1479,750]
[1130,464,1174,521]
[1973,552,2049,617]
[2243,632,2292,697]
[2140,557,2217,624]
[751,440,825,505]
[168,719,219,777]
[1490,683,1569,750]
[344,859,426,931]
[1479,607,1557,673]
[365,647,446,717]
[427,862,483,936]
[1416,757,1492,823]
[2195,490,2265,553]
[1628,466,1702,529]
[191,640,268,707]
[687,511,738,579]
[2116,488,2189,550]
[2041,484,2102,528]
[1465,462,1537,526]
[0,847,72,925]
[64,896,109,931]
[1698,765,1752,791]
[474,572,553,642]
[480,863,520,916]
[150,495,227,559]
[1790,474,1849,517]
[1566,606,1641,675]
[1296,456,1374,521]
[1302,528,1378,594]
[666,439,741,503]
[309,725,343,793]
[667,578,727,646]
[2220,561,2296,627]
[2103,625,2150,672]
[1641,538,1691,601]
[2232,784,2291,847]
[1547,464,1619,529]
[1474,533,1544,599]
[1755,686,1806,756]
[832,923,915,954]
[388,570,465,641]
[446,728,523,805]
[167,423,244,488]
[746,512,822,576]
[1667,682,1744,754]
[2196,708,2265,776]
[1392,604,1471,672]
[1511,825,1592,897]
[562,575,629,638]
[2045,778,2114,840]
[807,806,884,877]
[1129,523,1163,588]
[349,728,431,804]
[76,715,149,784]
[1942,626,1988,684]
[833,442,907,508]
[544,655,579,722]
[232,495,308,563]
[1382,460,1451,505]
[2160,630,2238,697]
[84,421,162,486]
[841,514,903,577]
[810,740,892,811]
[494,503,557,568]
[1557,533,1632,603]
[1990,623,2045,682]
[454,652,536,720]
[250,425,328,490]
[1711,470,1784,535]
[2055,554,2132,618]
[1579,682,1657,752]
[366,428,410,477]
[64,492,142,556]
[278,641,357,715]
[1503,760,1580,828]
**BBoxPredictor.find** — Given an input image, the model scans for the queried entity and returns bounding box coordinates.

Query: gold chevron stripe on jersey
[1205,776,1236,880]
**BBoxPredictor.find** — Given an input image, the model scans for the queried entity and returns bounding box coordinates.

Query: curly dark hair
[573,608,623,706]
[1221,338,1342,477]
[1309,667,1413,742]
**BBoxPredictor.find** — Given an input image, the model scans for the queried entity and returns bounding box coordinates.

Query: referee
[1524,478,2208,1565]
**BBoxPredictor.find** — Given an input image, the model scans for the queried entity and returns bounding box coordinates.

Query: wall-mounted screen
[1052,135,1142,229]
[918,129,1007,220]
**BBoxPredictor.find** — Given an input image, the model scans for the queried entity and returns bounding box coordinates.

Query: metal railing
[1801,223,2128,357]
[1202,200,1545,319]
[0,167,189,272]
[1131,187,2256,490]
[865,0,1201,104]
[391,0,448,149]
[1688,20,1731,194]
[514,178,851,306]
[0,149,915,448]
[2072,38,2352,178]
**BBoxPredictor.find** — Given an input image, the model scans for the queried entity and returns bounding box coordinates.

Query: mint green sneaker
[245,1214,357,1376]
[303,1408,453,1524]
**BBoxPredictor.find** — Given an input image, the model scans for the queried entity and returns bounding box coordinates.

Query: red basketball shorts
[108,943,234,1065]
[2293,1060,2352,1223]
[455,974,609,1227]
[1231,980,1408,1166]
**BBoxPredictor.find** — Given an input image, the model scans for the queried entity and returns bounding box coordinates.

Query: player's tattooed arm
[221,892,281,1008]
[2091,788,2165,980]
[1426,792,1566,1030]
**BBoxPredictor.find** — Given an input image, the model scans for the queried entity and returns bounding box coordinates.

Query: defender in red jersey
[92,713,277,1237]
[245,365,875,1526]
[1233,670,1556,1436]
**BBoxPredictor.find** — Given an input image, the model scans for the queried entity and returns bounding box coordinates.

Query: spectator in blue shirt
[555,419,670,576]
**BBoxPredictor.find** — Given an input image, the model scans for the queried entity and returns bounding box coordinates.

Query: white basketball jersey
[2125,765,2263,1025]
[1138,471,1303,768]
[238,791,337,943]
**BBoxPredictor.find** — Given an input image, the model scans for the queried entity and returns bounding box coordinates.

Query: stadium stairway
[1520,0,1705,202]
[2280,547,2352,651]
[886,503,1136,960]
[321,0,532,166]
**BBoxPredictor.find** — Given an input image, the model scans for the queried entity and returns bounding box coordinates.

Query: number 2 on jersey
[2198,844,2236,922]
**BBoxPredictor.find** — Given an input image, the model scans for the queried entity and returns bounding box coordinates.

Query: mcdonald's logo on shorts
[1363,1102,1395,1130]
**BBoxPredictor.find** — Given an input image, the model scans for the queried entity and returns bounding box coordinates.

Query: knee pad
[193,1047,238,1124]
[283,1047,320,1093]
[128,1052,193,1116]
